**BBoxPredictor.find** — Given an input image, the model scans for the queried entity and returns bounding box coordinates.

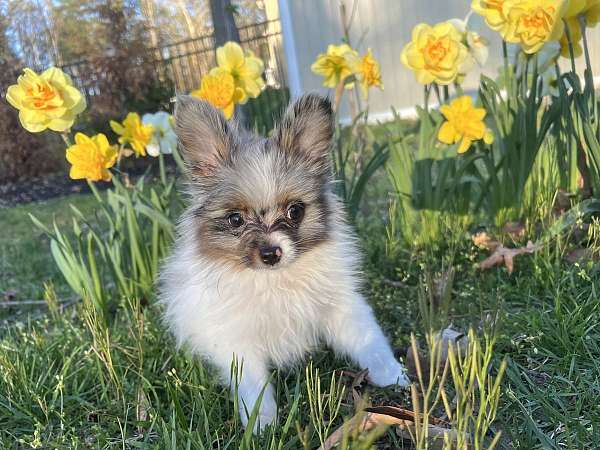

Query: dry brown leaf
[472,232,501,251]
[317,406,460,450]
[136,387,150,429]
[502,221,526,238]
[342,368,370,411]
[364,405,450,427]
[478,240,540,274]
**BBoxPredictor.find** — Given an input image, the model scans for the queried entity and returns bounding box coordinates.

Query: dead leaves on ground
[473,227,599,273]
[321,339,467,450]
[317,405,456,450]
[478,240,541,274]
[472,230,541,274]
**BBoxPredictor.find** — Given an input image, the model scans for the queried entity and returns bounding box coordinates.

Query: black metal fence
[59,19,289,131]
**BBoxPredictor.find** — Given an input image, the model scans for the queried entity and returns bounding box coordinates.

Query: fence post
[278,0,302,99]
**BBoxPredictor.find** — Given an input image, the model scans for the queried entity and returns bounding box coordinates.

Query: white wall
[280,0,600,119]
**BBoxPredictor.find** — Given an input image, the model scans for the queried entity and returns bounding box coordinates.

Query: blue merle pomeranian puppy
[160,93,409,431]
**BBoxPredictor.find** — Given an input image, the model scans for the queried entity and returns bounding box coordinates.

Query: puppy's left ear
[273,93,334,174]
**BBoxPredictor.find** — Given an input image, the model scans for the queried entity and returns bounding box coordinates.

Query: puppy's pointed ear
[274,94,334,173]
[174,95,234,177]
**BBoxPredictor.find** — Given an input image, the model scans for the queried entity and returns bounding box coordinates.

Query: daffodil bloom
[473,0,567,54]
[66,133,118,182]
[560,0,600,58]
[311,44,359,88]
[400,22,471,85]
[503,0,567,54]
[110,112,154,157]
[438,96,494,153]
[142,112,177,156]
[211,42,264,103]
[471,0,509,34]
[5,67,86,133]
[354,49,383,98]
[191,71,242,119]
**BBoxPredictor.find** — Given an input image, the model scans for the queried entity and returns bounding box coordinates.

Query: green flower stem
[87,179,102,203]
[563,19,577,74]
[501,40,512,121]
[116,144,124,172]
[579,15,597,115]
[159,153,167,187]
[60,132,73,148]
[423,84,431,112]
[502,40,510,91]
[432,83,442,106]
[171,146,187,174]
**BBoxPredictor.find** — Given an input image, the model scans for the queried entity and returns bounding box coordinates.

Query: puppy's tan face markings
[190,149,329,269]
[175,94,334,270]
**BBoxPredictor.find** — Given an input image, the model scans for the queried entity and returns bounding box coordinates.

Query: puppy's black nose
[259,246,282,266]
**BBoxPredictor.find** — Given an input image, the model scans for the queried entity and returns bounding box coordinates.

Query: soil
[0,163,174,208]
[0,173,98,208]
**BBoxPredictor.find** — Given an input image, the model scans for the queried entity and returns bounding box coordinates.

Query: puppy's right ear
[174,95,234,177]
[273,93,334,175]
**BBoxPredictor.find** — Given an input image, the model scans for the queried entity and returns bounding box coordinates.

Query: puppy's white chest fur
[162,229,358,369]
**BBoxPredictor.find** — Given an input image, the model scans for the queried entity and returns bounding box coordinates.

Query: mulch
[0,173,99,208]
[0,162,177,208]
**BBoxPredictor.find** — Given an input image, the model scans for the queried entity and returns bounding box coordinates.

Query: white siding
[281,0,600,119]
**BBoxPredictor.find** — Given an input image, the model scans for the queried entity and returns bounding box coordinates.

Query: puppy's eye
[227,212,244,228]
[286,202,305,223]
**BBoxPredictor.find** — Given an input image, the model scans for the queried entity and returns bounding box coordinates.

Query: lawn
[0,193,102,322]
[1,189,599,449]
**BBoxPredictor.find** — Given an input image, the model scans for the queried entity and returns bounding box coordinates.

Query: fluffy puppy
[160,93,409,431]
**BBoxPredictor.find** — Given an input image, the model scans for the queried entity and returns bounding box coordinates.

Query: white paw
[240,395,277,433]
[367,360,411,387]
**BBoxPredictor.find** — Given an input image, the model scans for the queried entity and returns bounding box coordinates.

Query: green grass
[1,192,599,448]
[0,193,101,315]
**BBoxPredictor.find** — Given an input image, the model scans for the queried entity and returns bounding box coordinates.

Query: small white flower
[448,14,489,68]
[467,31,489,66]
[142,111,177,157]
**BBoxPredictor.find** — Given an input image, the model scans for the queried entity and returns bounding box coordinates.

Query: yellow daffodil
[354,49,383,98]
[66,133,118,182]
[311,44,359,88]
[191,71,242,119]
[471,0,509,35]
[110,112,154,157]
[503,0,567,54]
[211,42,264,103]
[5,67,86,133]
[560,0,600,58]
[400,22,471,85]
[438,96,494,153]
[473,0,567,54]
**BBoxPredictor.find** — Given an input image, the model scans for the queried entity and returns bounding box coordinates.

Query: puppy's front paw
[367,360,411,387]
[240,395,277,433]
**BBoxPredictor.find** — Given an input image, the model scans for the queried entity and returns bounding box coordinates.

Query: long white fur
[160,192,410,431]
